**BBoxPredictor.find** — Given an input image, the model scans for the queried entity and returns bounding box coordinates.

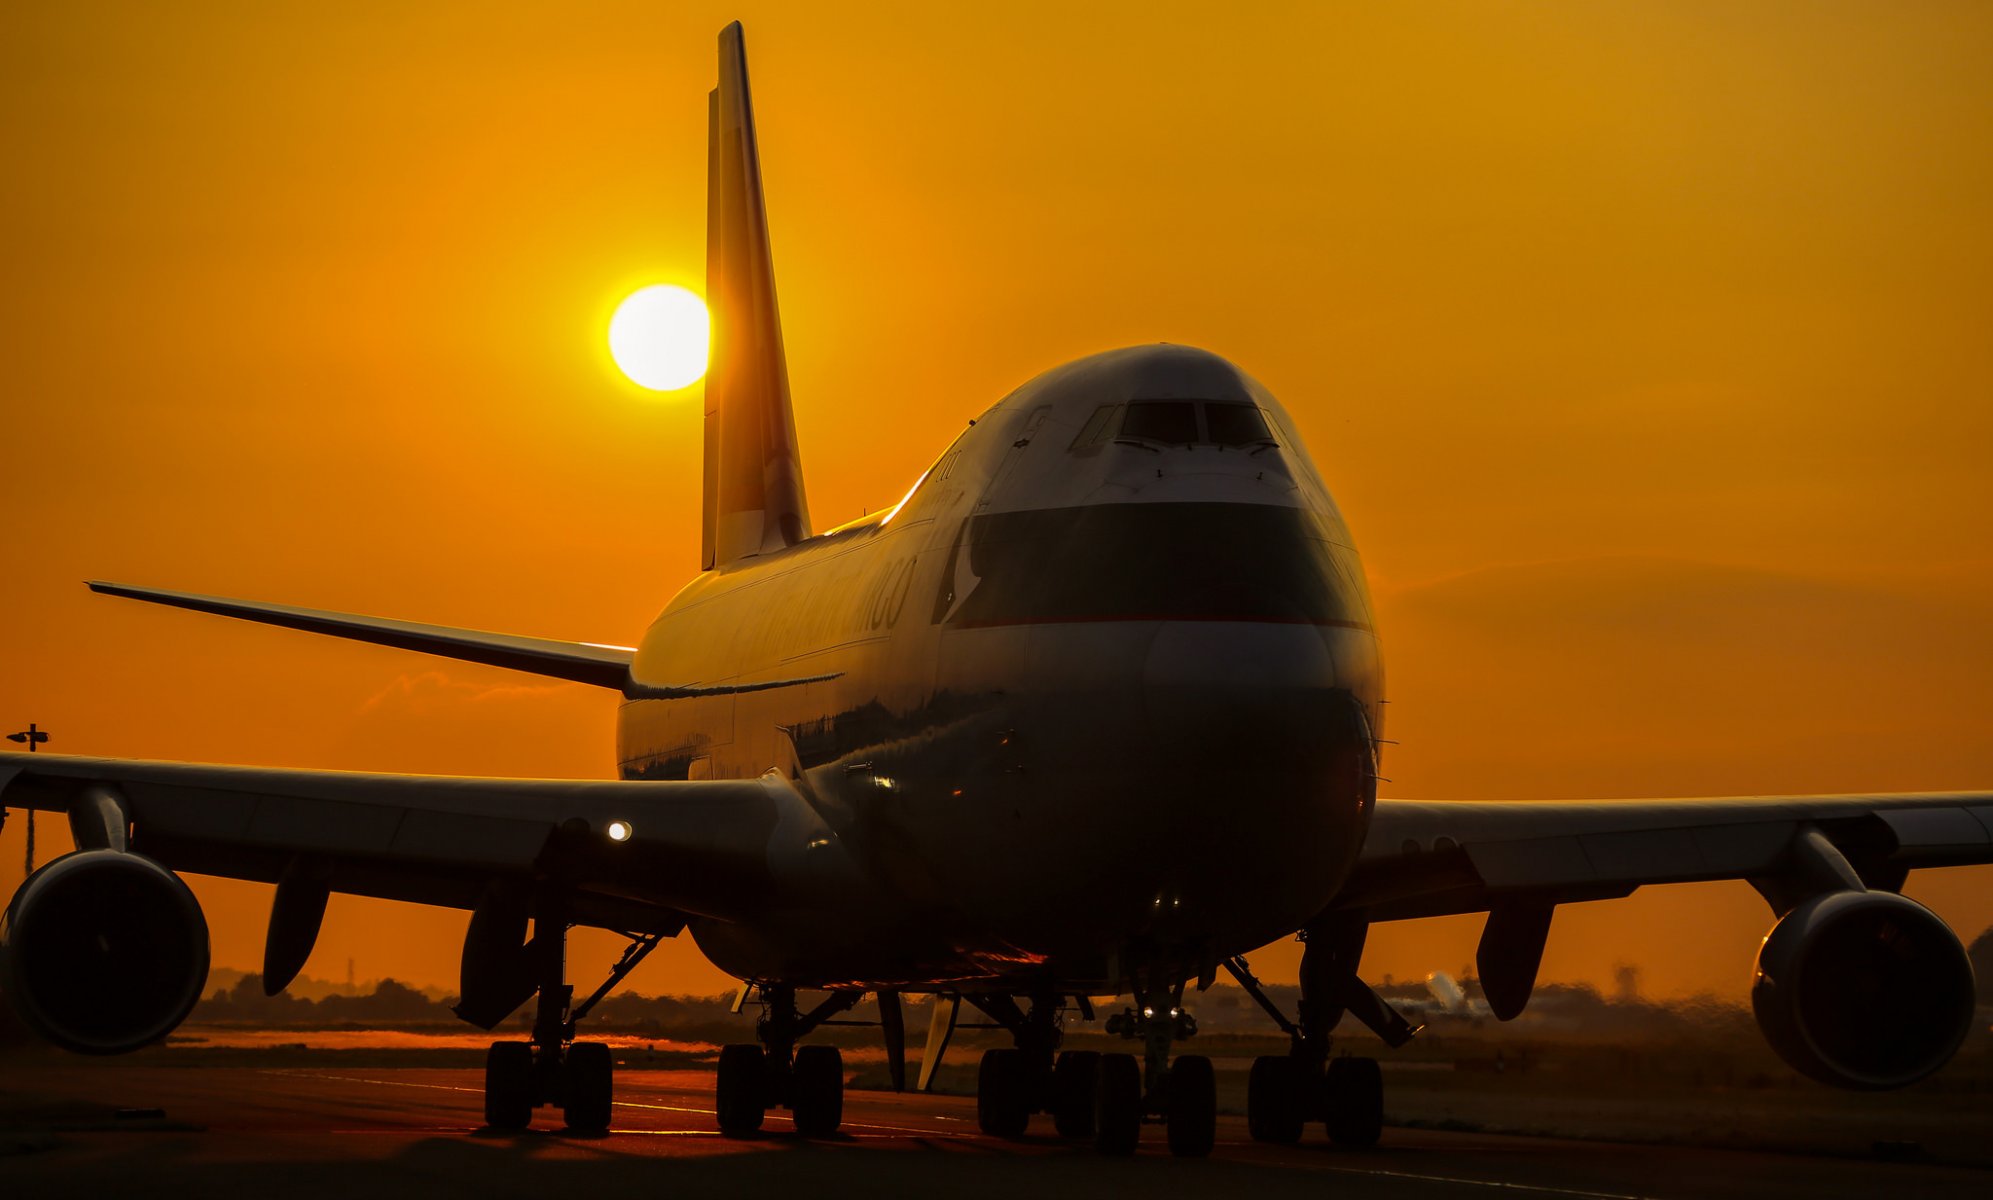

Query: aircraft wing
[0,750,798,932]
[1341,791,1993,922]
[83,581,836,699]
[87,581,637,689]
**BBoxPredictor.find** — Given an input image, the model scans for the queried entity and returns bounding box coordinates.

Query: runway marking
[270,1071,974,1140]
[1309,1166,1653,1200]
[326,1127,943,1141]
[264,1070,1657,1186]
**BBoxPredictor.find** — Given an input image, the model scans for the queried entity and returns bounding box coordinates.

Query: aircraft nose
[1132,618,1375,936]
[1143,620,1336,693]
[1141,620,1344,763]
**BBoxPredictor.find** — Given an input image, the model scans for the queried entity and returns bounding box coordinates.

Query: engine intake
[1751,889,1975,1090]
[0,849,210,1054]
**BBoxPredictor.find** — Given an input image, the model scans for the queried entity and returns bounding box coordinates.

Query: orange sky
[2,2,1990,1003]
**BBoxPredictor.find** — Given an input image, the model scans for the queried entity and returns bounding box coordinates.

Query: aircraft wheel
[1051,1050,1100,1138]
[1247,1055,1306,1144]
[561,1041,613,1133]
[1093,1052,1142,1155]
[1166,1054,1216,1158]
[792,1044,844,1137]
[977,1048,1031,1137]
[484,1041,533,1130]
[1325,1056,1383,1148]
[716,1043,766,1136]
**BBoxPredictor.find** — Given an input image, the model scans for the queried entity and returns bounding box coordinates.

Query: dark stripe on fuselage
[934,501,1371,630]
[954,613,1371,629]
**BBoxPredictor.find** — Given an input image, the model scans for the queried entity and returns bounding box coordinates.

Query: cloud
[359,670,580,715]
[326,669,616,778]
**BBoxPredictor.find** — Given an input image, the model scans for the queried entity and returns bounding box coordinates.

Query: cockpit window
[1119,401,1198,446]
[1205,402,1275,447]
[1068,404,1120,453]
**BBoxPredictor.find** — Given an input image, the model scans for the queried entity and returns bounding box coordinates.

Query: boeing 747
[3,22,1986,1157]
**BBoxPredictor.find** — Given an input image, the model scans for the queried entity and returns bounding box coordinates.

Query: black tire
[1247,1055,1306,1144]
[977,1048,1031,1137]
[484,1041,533,1130]
[1324,1056,1383,1148]
[1052,1050,1100,1139]
[716,1043,766,1136]
[1093,1052,1142,1155]
[792,1044,844,1137]
[1166,1054,1216,1158]
[563,1041,613,1133]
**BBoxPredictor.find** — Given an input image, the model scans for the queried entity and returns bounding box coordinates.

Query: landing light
[606,820,633,843]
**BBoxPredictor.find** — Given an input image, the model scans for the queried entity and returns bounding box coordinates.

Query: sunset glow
[3,5,1989,1003]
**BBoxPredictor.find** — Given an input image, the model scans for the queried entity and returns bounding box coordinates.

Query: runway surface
[1,1064,1985,1199]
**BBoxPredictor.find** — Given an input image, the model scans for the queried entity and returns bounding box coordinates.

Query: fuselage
[616,345,1383,992]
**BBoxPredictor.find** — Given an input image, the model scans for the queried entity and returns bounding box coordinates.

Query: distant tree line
[196,974,449,1024]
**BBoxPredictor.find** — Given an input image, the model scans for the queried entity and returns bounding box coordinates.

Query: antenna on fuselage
[702,21,812,568]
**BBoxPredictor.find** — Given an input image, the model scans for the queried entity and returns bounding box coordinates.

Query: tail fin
[703,21,811,568]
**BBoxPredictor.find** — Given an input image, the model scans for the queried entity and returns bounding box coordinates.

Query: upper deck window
[1205,402,1276,447]
[1119,401,1199,446]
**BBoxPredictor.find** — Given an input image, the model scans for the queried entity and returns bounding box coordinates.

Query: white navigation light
[607,820,633,843]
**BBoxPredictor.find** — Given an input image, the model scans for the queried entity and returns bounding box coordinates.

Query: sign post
[6,723,48,873]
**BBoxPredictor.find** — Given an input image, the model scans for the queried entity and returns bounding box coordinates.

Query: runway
[0,1064,1984,1199]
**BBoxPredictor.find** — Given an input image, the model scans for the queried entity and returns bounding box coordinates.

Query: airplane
[1389,971,1489,1022]
[2,20,1989,1159]
[1424,971,1476,1017]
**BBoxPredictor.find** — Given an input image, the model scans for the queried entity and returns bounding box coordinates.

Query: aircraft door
[976,405,1053,511]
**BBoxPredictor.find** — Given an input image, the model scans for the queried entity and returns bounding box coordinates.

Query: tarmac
[1,1063,1986,1199]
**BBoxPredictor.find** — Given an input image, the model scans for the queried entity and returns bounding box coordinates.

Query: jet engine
[0,849,210,1054]
[1751,889,1976,1090]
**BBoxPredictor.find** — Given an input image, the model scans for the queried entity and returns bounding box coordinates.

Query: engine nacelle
[1751,889,1976,1090]
[0,849,210,1054]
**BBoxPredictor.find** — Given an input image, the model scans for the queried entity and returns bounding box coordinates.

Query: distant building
[1613,963,1642,1003]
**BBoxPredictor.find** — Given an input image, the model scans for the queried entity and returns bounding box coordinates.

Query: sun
[608,285,710,391]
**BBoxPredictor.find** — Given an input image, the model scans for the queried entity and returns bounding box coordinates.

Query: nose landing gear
[961,985,1217,1156]
[1100,981,1215,1157]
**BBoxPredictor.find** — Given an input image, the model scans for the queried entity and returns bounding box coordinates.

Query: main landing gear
[480,893,662,1134]
[1228,914,1418,1149]
[716,985,862,1137]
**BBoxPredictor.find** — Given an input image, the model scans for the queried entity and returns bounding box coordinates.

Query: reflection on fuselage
[617,346,1382,992]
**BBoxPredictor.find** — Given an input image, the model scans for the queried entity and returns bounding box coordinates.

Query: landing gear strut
[959,984,1214,1157]
[1099,980,1215,1157]
[479,893,660,1134]
[715,985,861,1137]
[1228,914,1403,1149]
[970,993,1065,1139]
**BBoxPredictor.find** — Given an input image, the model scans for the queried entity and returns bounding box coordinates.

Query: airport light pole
[6,723,47,874]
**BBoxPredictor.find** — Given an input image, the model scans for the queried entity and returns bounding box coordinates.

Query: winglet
[704,20,812,568]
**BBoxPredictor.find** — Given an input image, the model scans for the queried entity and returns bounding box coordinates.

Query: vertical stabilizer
[703,21,811,568]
